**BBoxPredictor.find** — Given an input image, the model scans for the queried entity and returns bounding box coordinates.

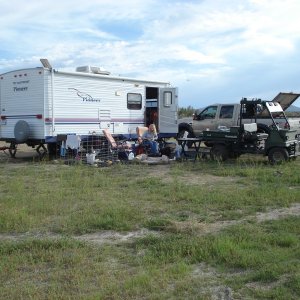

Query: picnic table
[177,137,210,161]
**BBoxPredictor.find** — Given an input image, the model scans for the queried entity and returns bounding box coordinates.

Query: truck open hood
[258,92,300,117]
[271,92,300,111]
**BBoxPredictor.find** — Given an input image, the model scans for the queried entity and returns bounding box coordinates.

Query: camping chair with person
[135,124,160,156]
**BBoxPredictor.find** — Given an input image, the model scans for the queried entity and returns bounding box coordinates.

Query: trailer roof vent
[76,66,110,75]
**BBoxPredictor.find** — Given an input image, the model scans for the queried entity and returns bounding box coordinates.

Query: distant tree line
[178,105,195,118]
[178,107,300,118]
[285,111,300,117]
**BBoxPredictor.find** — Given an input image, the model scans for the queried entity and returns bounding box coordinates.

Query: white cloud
[1,0,300,106]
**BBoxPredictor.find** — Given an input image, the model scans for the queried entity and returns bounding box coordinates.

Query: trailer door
[158,88,178,135]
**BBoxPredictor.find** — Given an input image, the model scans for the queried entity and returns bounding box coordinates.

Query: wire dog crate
[57,134,119,164]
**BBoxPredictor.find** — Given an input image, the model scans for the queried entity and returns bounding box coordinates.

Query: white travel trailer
[0,60,178,155]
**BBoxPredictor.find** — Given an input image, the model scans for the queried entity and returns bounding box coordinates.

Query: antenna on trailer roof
[40,58,52,69]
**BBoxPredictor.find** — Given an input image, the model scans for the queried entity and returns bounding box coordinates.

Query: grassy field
[0,154,299,299]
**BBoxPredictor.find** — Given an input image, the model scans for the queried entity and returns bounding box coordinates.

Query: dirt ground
[0,141,40,160]
[0,203,299,244]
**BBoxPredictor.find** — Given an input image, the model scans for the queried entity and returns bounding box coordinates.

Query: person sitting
[138,124,159,155]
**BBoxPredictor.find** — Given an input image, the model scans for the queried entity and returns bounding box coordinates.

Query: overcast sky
[1,0,300,107]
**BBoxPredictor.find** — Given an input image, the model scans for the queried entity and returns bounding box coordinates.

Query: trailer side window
[163,91,172,107]
[127,93,142,110]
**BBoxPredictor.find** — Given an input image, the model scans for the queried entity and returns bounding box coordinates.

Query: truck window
[197,106,217,120]
[219,105,234,119]
[127,93,142,110]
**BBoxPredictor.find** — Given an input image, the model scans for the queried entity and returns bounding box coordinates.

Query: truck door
[218,105,235,129]
[193,105,218,135]
[158,88,178,135]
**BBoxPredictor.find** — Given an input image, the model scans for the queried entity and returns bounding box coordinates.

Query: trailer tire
[14,120,30,143]
[210,144,229,161]
[268,147,289,165]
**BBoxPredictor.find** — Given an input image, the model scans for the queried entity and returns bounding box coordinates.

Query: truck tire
[268,147,289,164]
[229,151,240,159]
[210,144,229,161]
[177,127,194,148]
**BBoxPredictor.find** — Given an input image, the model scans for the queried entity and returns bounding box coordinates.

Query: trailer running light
[36,114,43,119]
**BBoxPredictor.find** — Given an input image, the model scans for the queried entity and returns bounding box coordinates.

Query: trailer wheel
[210,144,229,161]
[268,147,289,165]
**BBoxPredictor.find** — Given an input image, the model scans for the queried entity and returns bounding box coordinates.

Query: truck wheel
[229,152,240,159]
[210,144,229,161]
[268,147,289,164]
[177,128,194,148]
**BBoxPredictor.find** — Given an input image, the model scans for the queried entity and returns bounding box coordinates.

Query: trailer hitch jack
[9,143,17,158]
[36,143,47,159]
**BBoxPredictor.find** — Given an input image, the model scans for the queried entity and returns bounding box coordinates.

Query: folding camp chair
[136,126,149,139]
[102,129,132,160]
